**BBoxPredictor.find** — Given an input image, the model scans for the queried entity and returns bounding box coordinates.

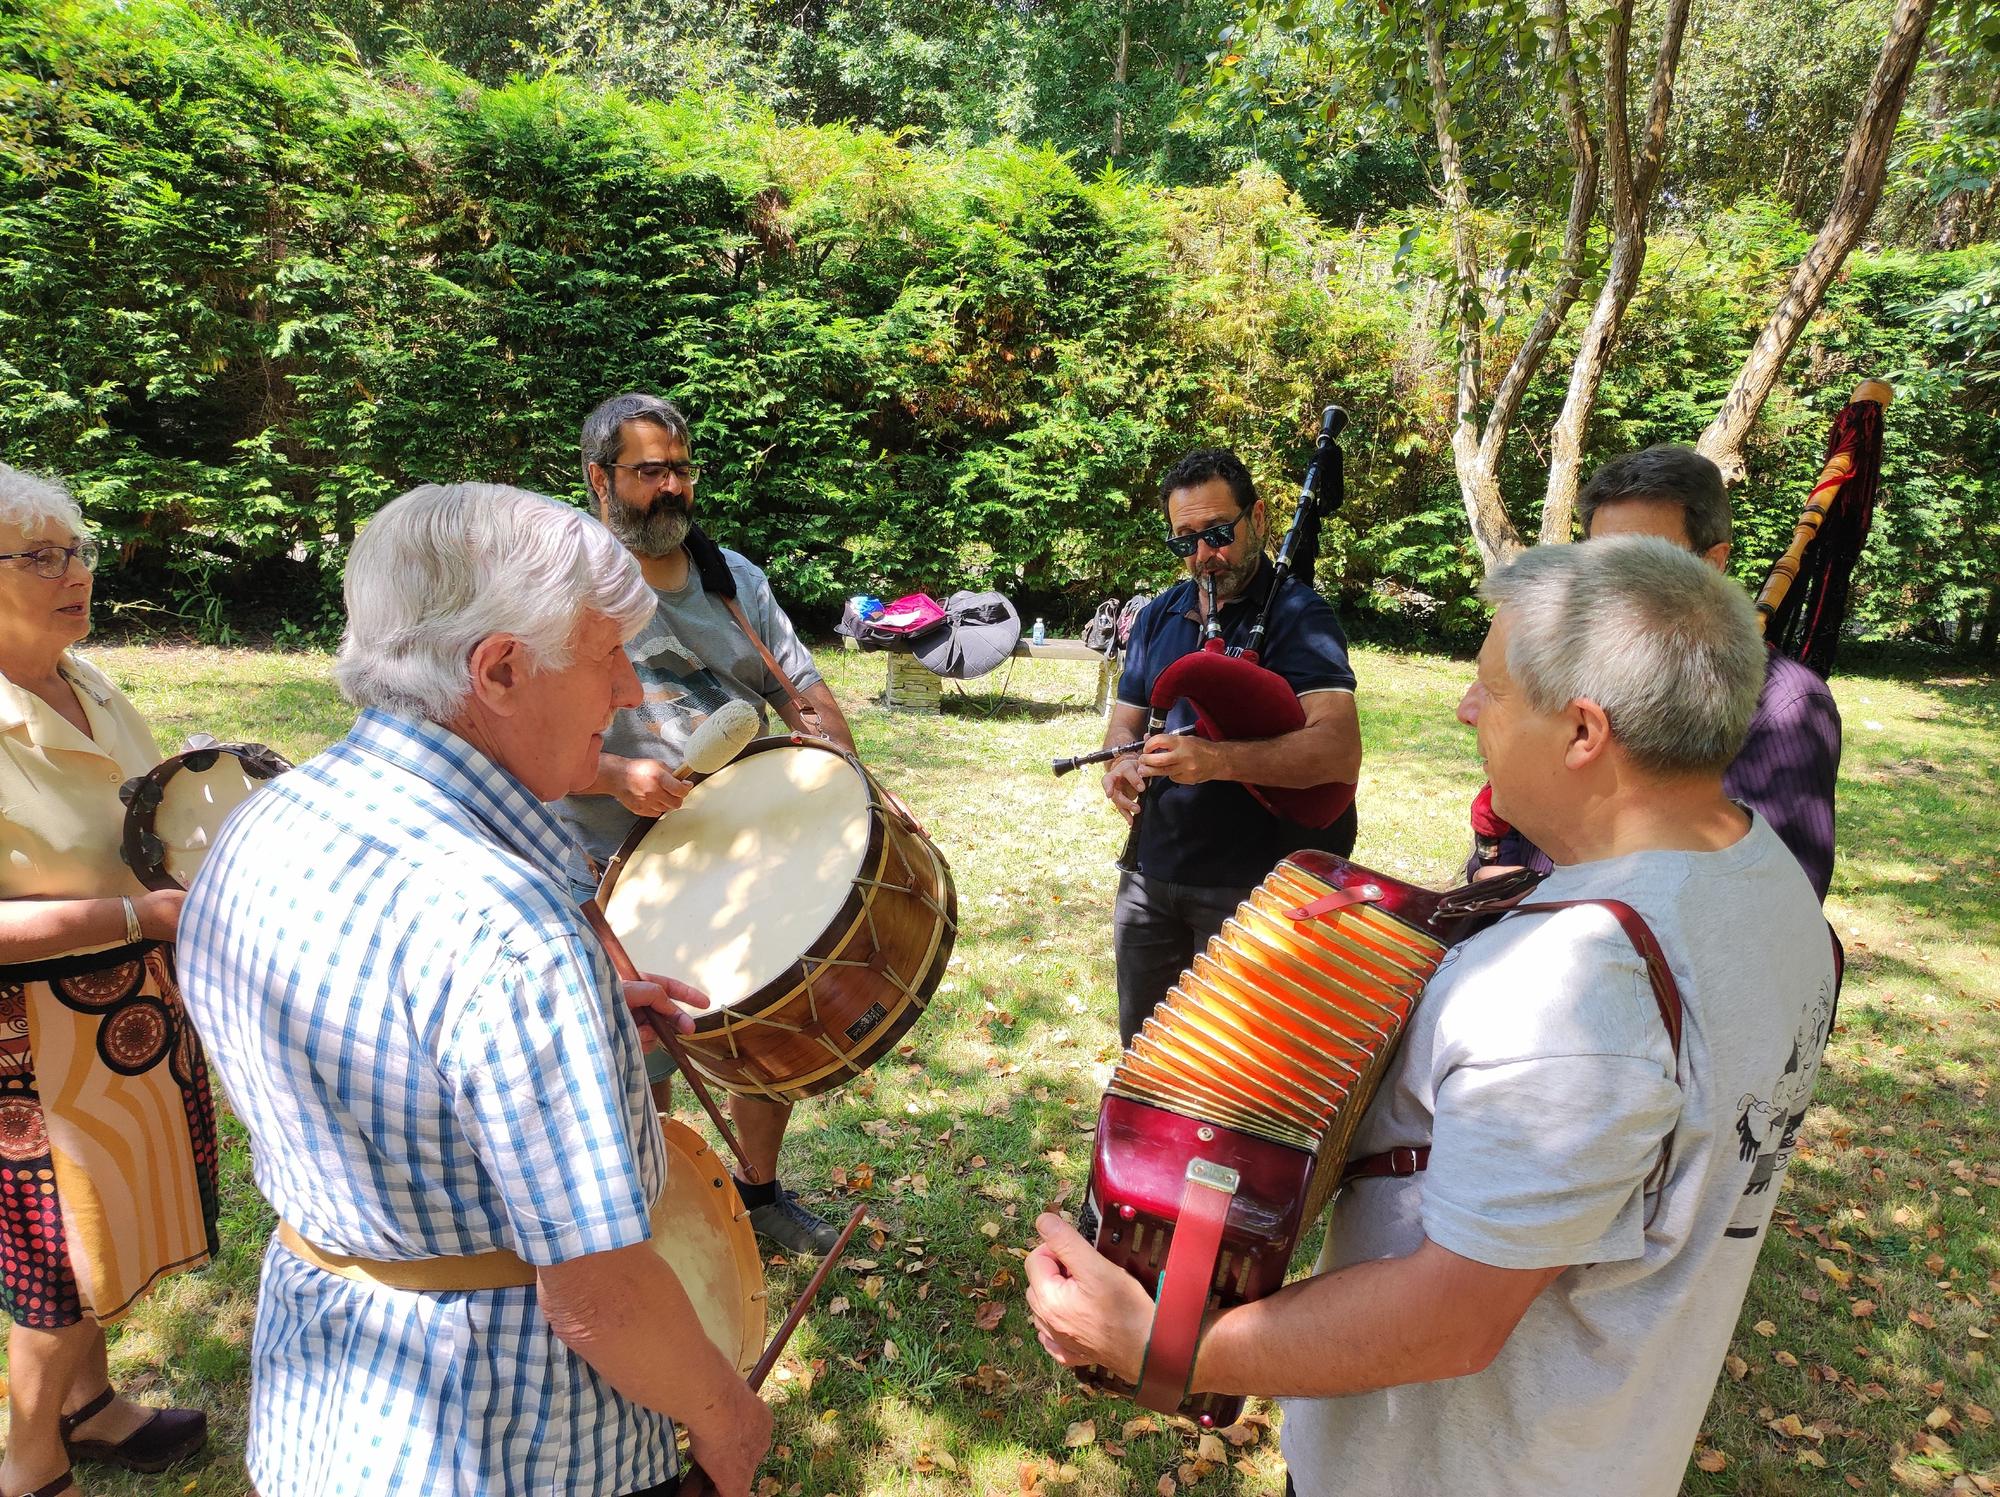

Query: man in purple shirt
[1477,445,1841,900]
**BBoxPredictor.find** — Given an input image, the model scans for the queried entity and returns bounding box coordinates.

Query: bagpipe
[1754,377,1891,677]
[1052,406,1359,859]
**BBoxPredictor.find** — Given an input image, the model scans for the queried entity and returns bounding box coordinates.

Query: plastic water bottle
[1031,617,1046,645]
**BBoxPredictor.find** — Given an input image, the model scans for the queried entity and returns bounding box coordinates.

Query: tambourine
[119,735,293,891]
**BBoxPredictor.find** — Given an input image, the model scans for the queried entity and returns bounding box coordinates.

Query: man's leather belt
[276,1221,538,1292]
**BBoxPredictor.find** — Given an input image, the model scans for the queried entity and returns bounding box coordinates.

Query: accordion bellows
[1082,851,1495,1426]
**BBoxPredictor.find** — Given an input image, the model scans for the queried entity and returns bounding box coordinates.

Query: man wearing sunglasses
[1100,448,1363,1044]
[561,391,856,1258]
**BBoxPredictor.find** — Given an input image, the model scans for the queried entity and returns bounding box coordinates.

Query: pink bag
[871,593,948,636]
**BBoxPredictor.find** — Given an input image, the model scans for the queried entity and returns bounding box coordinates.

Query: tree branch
[1697,0,1941,486]
[1479,0,1600,473]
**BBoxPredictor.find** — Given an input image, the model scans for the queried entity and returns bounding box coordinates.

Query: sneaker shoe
[747,1189,841,1255]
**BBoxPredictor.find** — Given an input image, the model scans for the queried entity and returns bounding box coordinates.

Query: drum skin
[652,1115,765,1375]
[601,737,957,1104]
[119,741,292,891]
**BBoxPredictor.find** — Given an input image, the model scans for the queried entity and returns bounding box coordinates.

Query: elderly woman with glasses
[0,465,217,1497]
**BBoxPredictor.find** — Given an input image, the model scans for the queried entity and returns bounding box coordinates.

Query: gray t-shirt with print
[1280,812,1836,1497]
[559,547,821,873]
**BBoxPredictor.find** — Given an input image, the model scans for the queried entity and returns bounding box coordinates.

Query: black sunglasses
[1164,508,1247,559]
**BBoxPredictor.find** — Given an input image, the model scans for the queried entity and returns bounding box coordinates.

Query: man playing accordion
[1029,536,1835,1497]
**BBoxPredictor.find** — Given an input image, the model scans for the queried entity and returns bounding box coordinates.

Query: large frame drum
[600,737,957,1103]
[653,1115,765,1374]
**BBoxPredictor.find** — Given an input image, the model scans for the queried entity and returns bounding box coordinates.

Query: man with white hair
[1025,536,1837,1497]
[177,485,772,1497]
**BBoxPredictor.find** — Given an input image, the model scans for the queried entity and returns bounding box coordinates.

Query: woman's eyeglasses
[0,539,99,579]
[1164,510,1245,559]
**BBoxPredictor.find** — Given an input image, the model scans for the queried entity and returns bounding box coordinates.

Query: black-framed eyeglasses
[606,460,700,486]
[0,539,99,579]
[1164,509,1246,559]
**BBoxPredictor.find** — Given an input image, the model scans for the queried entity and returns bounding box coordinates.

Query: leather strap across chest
[1343,899,1685,1204]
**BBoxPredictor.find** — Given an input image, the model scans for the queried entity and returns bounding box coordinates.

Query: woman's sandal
[0,1469,76,1497]
[58,1387,207,1474]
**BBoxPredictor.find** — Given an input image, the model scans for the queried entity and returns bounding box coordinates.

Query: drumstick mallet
[679,1202,869,1497]
[674,699,760,779]
[747,1202,869,1389]
[578,899,763,1186]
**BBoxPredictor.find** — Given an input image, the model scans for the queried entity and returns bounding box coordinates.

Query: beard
[603,491,692,557]
[1204,528,1266,602]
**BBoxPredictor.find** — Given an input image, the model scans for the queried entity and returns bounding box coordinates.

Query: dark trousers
[1113,870,1254,1044]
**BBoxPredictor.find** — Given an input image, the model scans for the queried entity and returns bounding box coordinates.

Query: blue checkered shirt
[178,709,674,1497]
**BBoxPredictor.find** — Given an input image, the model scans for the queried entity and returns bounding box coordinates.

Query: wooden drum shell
[601,738,957,1104]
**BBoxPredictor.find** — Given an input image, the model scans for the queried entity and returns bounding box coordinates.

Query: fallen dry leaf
[1123,1417,1161,1442]
[1754,1320,1778,1337]
[1694,1447,1726,1472]
[1064,1420,1096,1448]
[1155,1478,1176,1497]
[974,1299,1006,1332]
[1196,1433,1226,1463]
[1725,1354,1749,1380]
[1850,1299,1877,1318]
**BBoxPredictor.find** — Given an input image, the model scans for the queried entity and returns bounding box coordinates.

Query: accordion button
[1118,1203,1136,1221]
[1196,1126,1216,1142]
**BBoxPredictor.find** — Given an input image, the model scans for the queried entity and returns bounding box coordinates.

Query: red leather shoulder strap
[1346,899,1687,1222]
[1507,900,1684,1076]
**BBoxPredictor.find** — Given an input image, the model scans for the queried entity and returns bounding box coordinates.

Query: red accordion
[1081,852,1525,1424]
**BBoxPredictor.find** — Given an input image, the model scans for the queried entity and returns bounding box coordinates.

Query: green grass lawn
[12,640,1995,1496]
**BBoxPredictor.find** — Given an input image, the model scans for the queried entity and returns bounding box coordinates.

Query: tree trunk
[1421,3,1526,567]
[1697,0,1939,488]
[1481,0,1599,488]
[1541,0,1692,542]
[1110,1,1130,158]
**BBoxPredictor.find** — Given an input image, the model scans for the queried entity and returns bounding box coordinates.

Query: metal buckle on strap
[1184,1158,1242,1194]
[1383,1146,1423,1177]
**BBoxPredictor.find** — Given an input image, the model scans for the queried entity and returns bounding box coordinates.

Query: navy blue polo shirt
[1118,558,1359,888]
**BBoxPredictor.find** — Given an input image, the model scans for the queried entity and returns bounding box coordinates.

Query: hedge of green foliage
[3,0,1996,648]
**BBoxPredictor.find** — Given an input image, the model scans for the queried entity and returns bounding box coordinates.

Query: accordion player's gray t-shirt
[558,546,821,875]
[1280,812,1835,1497]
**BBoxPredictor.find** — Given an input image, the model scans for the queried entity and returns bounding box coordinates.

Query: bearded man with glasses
[1099,447,1362,1044]
[561,392,857,1258]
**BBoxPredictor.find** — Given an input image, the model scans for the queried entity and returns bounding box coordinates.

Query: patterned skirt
[0,940,219,1327]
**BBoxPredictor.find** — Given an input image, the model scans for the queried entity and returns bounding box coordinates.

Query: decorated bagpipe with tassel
[1754,378,1891,677]
[1077,406,1358,866]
